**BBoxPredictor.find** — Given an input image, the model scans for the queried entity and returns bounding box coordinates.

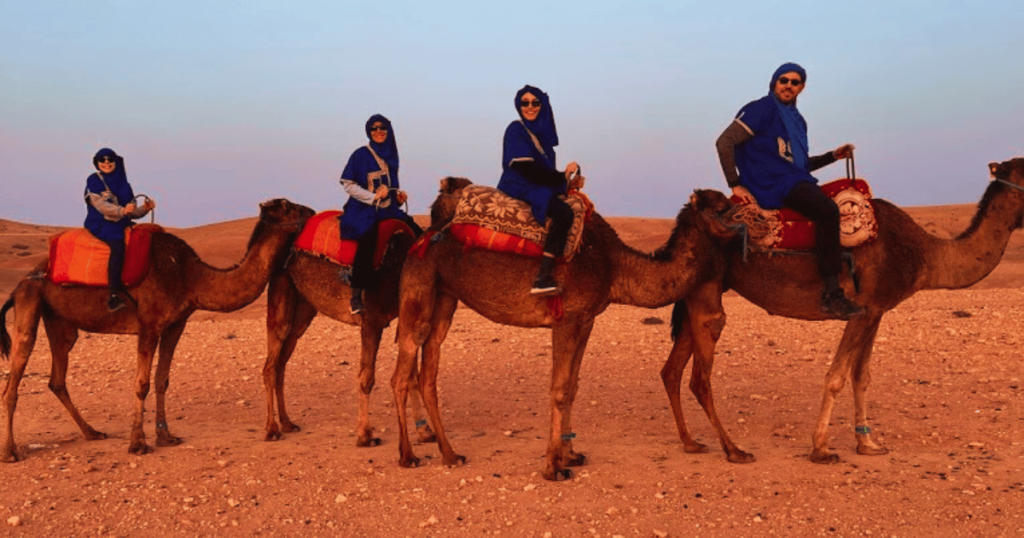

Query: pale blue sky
[2,0,1022,226]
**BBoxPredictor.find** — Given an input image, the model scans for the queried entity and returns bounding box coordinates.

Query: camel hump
[728,178,878,250]
[294,211,412,269]
[47,225,161,287]
[449,186,590,261]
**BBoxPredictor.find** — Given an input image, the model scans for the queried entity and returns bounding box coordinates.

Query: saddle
[729,178,878,251]
[293,211,414,268]
[47,224,162,287]
[448,185,593,261]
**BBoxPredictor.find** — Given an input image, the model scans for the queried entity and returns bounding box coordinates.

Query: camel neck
[188,220,292,312]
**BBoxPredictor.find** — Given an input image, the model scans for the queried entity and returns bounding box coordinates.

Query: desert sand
[1,197,1022,537]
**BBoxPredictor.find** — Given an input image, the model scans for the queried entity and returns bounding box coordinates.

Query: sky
[1,0,1022,227]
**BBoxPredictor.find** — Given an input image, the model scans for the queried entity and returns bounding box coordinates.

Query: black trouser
[349,216,423,290]
[541,197,574,257]
[782,181,842,277]
[101,237,126,294]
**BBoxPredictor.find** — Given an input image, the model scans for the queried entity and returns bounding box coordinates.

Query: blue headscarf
[770,63,809,169]
[92,147,133,205]
[365,114,398,181]
[514,85,559,149]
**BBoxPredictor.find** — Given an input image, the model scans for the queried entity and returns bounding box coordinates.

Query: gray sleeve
[85,191,125,221]
[341,178,376,205]
[715,120,753,188]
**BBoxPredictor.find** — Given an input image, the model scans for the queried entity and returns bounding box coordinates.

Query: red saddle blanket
[293,211,414,268]
[47,224,162,287]
[728,178,877,250]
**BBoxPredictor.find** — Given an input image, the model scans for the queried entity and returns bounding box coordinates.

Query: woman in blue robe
[497,85,584,296]
[83,148,155,311]
[338,114,422,314]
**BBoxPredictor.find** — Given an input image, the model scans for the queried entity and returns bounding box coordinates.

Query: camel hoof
[416,429,437,444]
[683,442,710,454]
[726,450,756,464]
[399,455,421,469]
[1,449,21,463]
[264,429,283,442]
[566,451,586,467]
[281,422,301,434]
[443,454,467,467]
[857,444,889,456]
[544,468,574,481]
[156,434,184,447]
[83,429,108,441]
[128,442,153,455]
[809,450,840,464]
[357,436,382,448]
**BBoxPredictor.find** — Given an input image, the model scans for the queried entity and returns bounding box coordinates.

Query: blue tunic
[84,148,136,243]
[497,121,564,223]
[733,95,818,209]
[338,146,409,240]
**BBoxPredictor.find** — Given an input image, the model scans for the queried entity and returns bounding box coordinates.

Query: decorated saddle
[293,211,414,268]
[728,178,877,251]
[448,185,593,261]
[47,224,162,287]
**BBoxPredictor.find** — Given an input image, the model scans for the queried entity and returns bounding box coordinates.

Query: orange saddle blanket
[728,178,878,251]
[448,185,593,261]
[293,211,414,268]
[47,224,162,287]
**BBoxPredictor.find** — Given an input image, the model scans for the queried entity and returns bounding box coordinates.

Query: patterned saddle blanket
[293,211,414,268]
[47,224,162,287]
[728,178,877,251]
[449,185,593,261]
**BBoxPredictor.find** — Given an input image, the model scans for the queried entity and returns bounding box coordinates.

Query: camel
[391,184,739,481]
[662,157,1024,464]
[261,178,471,446]
[0,199,314,461]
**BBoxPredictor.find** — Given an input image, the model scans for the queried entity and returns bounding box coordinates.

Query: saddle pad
[47,224,162,287]
[450,185,590,260]
[729,178,877,250]
[293,211,414,268]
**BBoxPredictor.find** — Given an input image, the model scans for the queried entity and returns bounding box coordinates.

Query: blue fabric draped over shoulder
[84,148,135,242]
[338,115,410,240]
[496,85,564,223]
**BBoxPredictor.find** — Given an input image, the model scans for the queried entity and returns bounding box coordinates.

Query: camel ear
[989,162,1001,179]
[439,178,449,192]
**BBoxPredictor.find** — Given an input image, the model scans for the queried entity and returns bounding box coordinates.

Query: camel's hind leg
[685,285,753,463]
[41,315,106,441]
[543,316,595,481]
[850,315,887,456]
[810,314,881,463]
[154,317,188,447]
[661,301,709,454]
[416,292,462,466]
[127,329,160,455]
[2,292,43,462]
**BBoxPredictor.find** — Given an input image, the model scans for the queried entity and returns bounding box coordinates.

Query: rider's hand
[123,203,137,216]
[374,185,389,201]
[569,175,586,191]
[731,186,755,204]
[144,199,156,211]
[833,144,855,160]
[396,190,408,204]
[564,161,580,180]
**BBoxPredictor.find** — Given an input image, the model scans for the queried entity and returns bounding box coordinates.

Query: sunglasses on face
[777,76,803,87]
[369,125,388,133]
[97,156,115,164]
[520,99,542,108]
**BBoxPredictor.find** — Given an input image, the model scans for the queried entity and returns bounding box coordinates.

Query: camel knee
[704,313,726,341]
[359,373,376,396]
[135,382,151,400]
[47,381,67,397]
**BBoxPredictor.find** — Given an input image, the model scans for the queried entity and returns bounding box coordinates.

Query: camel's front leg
[43,315,106,441]
[263,272,297,441]
[128,330,160,455]
[810,315,879,463]
[418,293,463,466]
[154,317,188,447]
[356,317,386,446]
[661,301,709,454]
[850,315,887,456]
[270,295,316,439]
[544,317,594,481]
[392,284,438,469]
[1,294,43,462]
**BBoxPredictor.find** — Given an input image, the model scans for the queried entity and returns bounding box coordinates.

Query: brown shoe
[821,288,864,319]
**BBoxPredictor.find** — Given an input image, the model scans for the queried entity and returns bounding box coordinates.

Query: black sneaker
[821,288,864,319]
[108,293,127,312]
[530,275,560,296]
[350,291,365,315]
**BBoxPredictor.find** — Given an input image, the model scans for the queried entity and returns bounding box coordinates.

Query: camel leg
[355,317,386,447]
[274,298,317,437]
[543,317,594,481]
[409,366,437,444]
[417,292,463,467]
[2,293,42,462]
[263,271,298,440]
[810,315,879,463]
[154,317,188,447]
[850,315,887,456]
[392,284,439,469]
[128,329,160,455]
[41,315,106,441]
[660,301,709,454]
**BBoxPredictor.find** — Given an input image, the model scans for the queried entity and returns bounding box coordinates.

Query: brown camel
[662,158,1024,464]
[0,199,314,461]
[391,185,738,481]
[261,178,471,446]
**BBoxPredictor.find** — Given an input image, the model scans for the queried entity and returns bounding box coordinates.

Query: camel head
[989,158,1024,230]
[429,177,474,228]
[247,199,316,250]
[688,189,740,242]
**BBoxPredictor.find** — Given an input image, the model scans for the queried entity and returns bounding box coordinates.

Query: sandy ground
[1,197,1023,537]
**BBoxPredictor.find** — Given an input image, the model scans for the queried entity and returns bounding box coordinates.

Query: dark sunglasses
[369,125,388,133]
[97,156,116,164]
[778,76,803,87]
[520,99,542,108]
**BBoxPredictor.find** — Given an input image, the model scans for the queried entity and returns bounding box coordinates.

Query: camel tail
[0,296,13,359]
[669,300,687,342]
